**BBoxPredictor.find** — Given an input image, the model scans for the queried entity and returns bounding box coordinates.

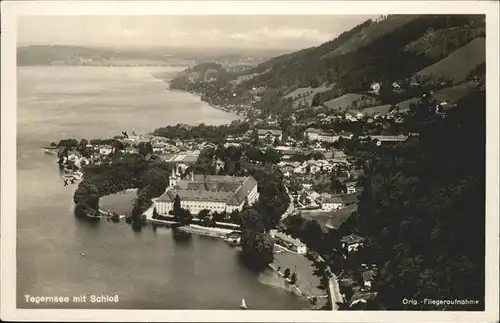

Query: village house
[338,131,354,140]
[257,129,283,143]
[98,145,114,156]
[340,234,365,253]
[370,82,381,95]
[344,113,358,122]
[321,194,344,211]
[346,182,357,194]
[271,230,307,254]
[152,143,167,153]
[215,158,225,172]
[371,135,408,146]
[124,146,137,155]
[304,128,339,143]
[67,151,82,162]
[301,179,314,191]
[360,265,375,291]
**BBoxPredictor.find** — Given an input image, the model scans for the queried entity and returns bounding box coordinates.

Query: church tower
[169,167,178,188]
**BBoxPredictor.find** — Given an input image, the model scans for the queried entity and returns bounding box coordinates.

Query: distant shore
[153,75,243,121]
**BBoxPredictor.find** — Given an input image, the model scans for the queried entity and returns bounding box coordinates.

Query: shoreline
[155,75,244,121]
[267,263,328,310]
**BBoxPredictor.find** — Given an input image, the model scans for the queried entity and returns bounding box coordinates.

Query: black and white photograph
[1,1,499,322]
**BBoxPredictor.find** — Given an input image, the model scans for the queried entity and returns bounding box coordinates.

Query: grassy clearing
[431,80,481,105]
[301,204,357,230]
[99,189,137,215]
[323,93,380,112]
[414,37,485,83]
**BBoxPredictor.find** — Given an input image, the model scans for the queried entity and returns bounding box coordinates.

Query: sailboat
[240,298,247,310]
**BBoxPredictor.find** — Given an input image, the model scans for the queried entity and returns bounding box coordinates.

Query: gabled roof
[156,175,257,206]
[340,233,364,244]
[257,129,283,136]
[338,131,353,137]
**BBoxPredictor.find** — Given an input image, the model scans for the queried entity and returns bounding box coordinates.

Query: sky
[17,15,378,50]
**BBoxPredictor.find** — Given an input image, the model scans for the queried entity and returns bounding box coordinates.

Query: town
[46,86,452,310]
[41,13,486,312]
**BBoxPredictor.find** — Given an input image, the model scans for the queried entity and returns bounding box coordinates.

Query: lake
[16,66,310,310]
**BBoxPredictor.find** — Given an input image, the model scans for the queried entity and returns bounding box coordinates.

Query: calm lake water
[16,66,310,310]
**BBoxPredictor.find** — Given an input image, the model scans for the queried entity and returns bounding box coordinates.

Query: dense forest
[152,121,250,141]
[240,15,484,94]
[73,153,171,229]
[338,90,485,310]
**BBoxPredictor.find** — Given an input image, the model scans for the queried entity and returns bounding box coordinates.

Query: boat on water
[240,298,247,310]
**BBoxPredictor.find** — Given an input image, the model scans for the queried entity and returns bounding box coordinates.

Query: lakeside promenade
[142,202,237,238]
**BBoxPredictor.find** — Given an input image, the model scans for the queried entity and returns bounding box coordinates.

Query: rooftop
[257,129,283,136]
[156,175,257,206]
[274,231,306,247]
[340,233,364,244]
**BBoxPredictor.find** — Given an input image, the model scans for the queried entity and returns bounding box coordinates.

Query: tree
[240,209,274,270]
[173,194,181,215]
[138,142,153,156]
[198,209,211,220]
[303,220,324,251]
[290,272,297,284]
[152,207,159,219]
[309,79,320,88]
[263,147,281,164]
[284,268,291,278]
[78,138,89,152]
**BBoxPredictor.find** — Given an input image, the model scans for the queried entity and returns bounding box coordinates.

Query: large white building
[154,170,259,215]
[304,128,339,143]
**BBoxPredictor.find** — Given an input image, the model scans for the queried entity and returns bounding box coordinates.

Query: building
[346,183,357,194]
[371,135,408,146]
[321,195,344,211]
[271,230,307,254]
[304,128,339,143]
[257,129,283,142]
[154,170,259,215]
[152,143,167,153]
[360,266,375,291]
[338,131,354,140]
[340,234,365,253]
[370,82,381,95]
[98,145,114,156]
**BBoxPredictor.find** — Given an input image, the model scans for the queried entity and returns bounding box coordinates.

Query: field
[431,80,480,105]
[301,204,357,230]
[99,189,138,215]
[323,93,380,112]
[414,37,485,83]
[282,84,335,108]
[395,97,421,112]
[362,104,392,116]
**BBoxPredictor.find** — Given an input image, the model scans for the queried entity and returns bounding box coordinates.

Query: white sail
[240,298,247,309]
